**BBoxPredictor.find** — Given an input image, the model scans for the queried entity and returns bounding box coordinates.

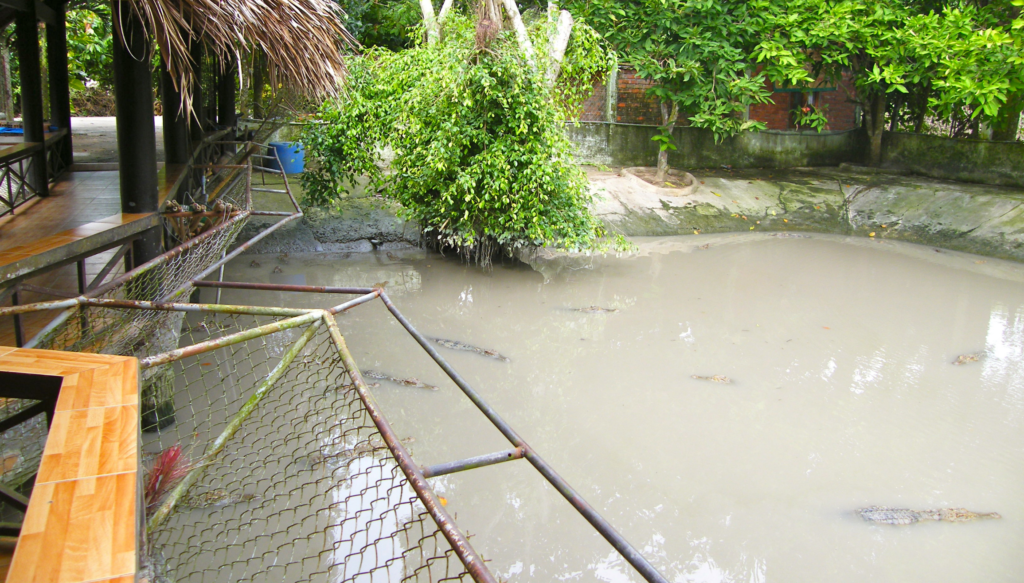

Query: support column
[46,0,72,168]
[15,5,48,197]
[160,56,189,164]
[217,59,235,127]
[252,48,265,119]
[111,0,160,261]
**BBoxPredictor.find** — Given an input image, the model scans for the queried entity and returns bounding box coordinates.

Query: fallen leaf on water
[749,226,755,230]
[756,221,761,224]
[741,215,748,220]
[731,213,739,217]
[755,196,760,200]
[665,182,676,187]
[975,260,987,264]
[770,210,776,215]
[869,232,876,237]
[783,219,788,223]
[693,230,700,235]
[700,181,705,184]
[732,200,739,203]
[881,224,887,228]
[712,192,721,197]
[815,205,821,209]
[823,326,830,330]
[201,362,212,366]
[439,496,448,506]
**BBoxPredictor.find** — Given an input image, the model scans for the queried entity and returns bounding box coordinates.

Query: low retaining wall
[568,122,865,170]
[881,132,1024,188]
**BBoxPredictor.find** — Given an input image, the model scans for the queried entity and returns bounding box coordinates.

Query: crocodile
[953,352,986,365]
[361,370,439,391]
[691,375,732,384]
[857,506,1001,525]
[572,306,619,314]
[431,338,511,362]
[182,489,258,509]
[308,437,416,468]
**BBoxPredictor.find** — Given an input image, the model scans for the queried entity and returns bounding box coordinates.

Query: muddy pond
[212,233,1024,583]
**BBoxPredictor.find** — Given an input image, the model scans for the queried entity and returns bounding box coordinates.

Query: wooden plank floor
[0,348,139,583]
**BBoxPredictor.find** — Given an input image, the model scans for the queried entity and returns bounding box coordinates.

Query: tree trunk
[0,41,12,123]
[991,92,1022,142]
[252,48,265,119]
[864,92,886,166]
[655,101,678,183]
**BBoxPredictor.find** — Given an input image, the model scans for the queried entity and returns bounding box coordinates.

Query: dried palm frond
[118,0,359,115]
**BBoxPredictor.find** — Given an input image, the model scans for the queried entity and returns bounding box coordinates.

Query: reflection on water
[218,234,1024,583]
[983,305,1024,420]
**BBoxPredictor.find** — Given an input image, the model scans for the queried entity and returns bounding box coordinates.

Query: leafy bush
[302,13,621,260]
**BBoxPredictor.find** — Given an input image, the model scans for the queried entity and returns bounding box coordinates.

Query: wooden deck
[0,347,139,583]
[0,165,186,346]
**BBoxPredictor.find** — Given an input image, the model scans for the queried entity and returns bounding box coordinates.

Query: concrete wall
[881,132,1024,188]
[568,122,866,169]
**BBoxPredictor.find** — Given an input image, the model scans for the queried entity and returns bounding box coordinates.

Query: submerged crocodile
[308,437,416,468]
[362,370,439,391]
[431,338,510,362]
[573,306,619,314]
[953,352,986,365]
[182,490,258,509]
[691,375,732,384]
[857,506,1001,525]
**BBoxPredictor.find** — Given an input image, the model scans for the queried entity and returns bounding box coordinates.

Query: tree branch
[545,9,573,86]
[437,0,454,25]
[419,0,439,44]
[502,0,535,69]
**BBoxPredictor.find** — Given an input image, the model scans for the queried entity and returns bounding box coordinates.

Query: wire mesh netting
[139,313,474,583]
[0,137,494,583]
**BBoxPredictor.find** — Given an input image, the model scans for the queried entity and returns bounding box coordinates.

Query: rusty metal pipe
[326,290,380,314]
[421,447,525,478]
[82,297,312,317]
[376,291,670,583]
[175,213,302,298]
[321,314,497,583]
[192,280,376,295]
[140,310,322,368]
[89,211,250,298]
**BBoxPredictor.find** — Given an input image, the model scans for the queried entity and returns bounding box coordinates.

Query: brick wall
[579,82,606,122]
[615,68,662,125]
[578,66,860,132]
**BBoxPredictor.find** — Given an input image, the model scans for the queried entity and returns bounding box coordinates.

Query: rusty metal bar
[375,290,670,583]
[0,297,82,316]
[89,211,250,298]
[192,281,375,295]
[82,297,313,317]
[139,310,322,368]
[327,290,380,314]
[178,213,302,298]
[250,211,295,216]
[421,447,525,478]
[321,314,497,583]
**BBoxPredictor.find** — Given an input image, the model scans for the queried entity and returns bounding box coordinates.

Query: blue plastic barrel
[267,141,305,174]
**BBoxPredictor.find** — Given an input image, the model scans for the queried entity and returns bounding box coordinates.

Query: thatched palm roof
[129,0,358,107]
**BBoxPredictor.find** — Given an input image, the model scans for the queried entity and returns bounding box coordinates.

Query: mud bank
[591,166,1024,262]
[237,166,1024,263]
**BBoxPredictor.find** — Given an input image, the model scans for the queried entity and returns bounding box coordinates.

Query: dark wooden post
[217,59,236,127]
[15,4,48,197]
[160,56,190,164]
[46,0,72,168]
[252,48,265,119]
[111,0,160,262]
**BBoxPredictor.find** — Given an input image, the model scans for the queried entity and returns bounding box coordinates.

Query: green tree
[302,11,621,261]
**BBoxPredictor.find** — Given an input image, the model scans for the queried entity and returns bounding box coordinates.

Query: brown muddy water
[210,233,1024,583]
